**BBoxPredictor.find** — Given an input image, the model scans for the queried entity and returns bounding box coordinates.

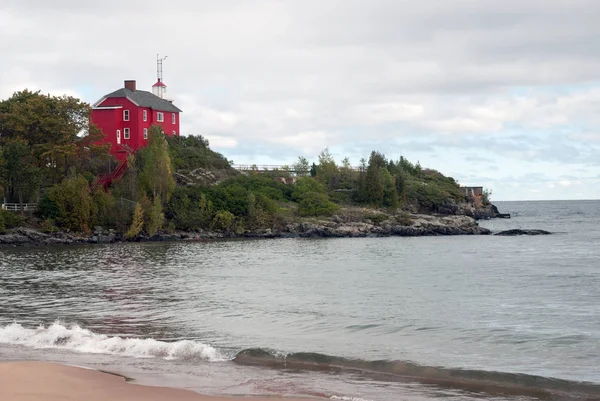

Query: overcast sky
[2,0,600,200]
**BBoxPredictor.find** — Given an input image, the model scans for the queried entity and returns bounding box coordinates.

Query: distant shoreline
[0,212,492,247]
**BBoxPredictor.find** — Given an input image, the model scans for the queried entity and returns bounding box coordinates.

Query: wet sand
[0,361,317,401]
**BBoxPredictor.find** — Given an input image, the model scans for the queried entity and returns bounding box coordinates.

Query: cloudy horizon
[2,0,600,201]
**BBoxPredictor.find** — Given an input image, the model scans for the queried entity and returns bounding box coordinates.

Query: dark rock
[283,214,490,238]
[495,229,552,236]
[149,233,183,241]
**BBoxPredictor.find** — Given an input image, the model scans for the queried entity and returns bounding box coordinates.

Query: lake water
[1,200,599,401]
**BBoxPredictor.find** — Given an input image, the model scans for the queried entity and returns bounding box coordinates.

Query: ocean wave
[0,322,224,362]
[234,348,600,399]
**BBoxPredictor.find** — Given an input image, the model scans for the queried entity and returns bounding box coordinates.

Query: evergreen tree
[362,151,387,205]
[316,147,339,189]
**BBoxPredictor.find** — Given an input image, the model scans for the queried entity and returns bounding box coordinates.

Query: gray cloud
[2,0,600,200]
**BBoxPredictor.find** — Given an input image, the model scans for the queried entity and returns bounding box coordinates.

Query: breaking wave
[0,322,224,362]
[234,348,600,399]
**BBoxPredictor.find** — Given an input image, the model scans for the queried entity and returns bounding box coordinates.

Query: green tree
[293,156,310,177]
[125,202,144,239]
[211,210,235,232]
[0,139,41,205]
[49,175,93,232]
[292,177,326,201]
[199,192,214,228]
[144,195,165,236]
[339,156,356,189]
[0,90,97,184]
[362,152,387,206]
[91,189,116,228]
[316,148,339,189]
[297,192,339,217]
[381,168,398,209]
[247,192,277,228]
[395,174,408,204]
[137,126,176,203]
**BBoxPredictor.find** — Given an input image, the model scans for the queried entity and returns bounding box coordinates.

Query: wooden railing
[1,203,37,212]
[232,164,361,173]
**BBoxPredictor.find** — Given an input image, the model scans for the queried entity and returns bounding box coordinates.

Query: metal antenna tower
[157,54,168,82]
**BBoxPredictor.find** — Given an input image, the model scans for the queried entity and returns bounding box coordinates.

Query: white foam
[0,322,225,362]
[330,396,373,401]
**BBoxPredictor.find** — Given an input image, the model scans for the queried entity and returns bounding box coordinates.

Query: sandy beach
[0,361,316,401]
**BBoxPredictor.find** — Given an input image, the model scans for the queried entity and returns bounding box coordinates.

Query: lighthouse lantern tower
[152,54,168,99]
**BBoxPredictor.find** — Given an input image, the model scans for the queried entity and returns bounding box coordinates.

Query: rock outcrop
[0,213,490,246]
[173,168,238,187]
[284,214,490,238]
[495,229,552,236]
[0,228,90,246]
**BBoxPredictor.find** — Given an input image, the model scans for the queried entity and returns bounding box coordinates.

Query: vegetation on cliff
[0,90,486,238]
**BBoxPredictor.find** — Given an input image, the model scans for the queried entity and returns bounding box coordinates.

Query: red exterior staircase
[92,145,137,191]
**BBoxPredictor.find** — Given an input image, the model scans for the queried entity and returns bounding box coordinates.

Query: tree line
[1,90,473,236]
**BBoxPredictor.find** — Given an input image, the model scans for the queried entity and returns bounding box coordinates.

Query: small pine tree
[125,202,144,239]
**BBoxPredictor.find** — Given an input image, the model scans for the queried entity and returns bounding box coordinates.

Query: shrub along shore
[0,90,495,245]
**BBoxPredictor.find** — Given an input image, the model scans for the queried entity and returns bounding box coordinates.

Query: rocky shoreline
[0,213,492,246]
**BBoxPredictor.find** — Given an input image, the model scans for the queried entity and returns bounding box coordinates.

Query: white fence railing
[1,203,37,212]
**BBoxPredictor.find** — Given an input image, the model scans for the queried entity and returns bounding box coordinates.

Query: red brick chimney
[124,80,136,91]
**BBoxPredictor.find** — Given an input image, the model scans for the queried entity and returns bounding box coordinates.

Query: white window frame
[123,109,129,121]
[172,113,176,124]
[116,129,121,144]
[143,128,148,139]
[157,112,164,122]
[172,130,176,136]
[124,128,130,139]
[143,110,147,122]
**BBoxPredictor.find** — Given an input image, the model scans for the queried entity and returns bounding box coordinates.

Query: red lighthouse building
[91,58,181,161]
